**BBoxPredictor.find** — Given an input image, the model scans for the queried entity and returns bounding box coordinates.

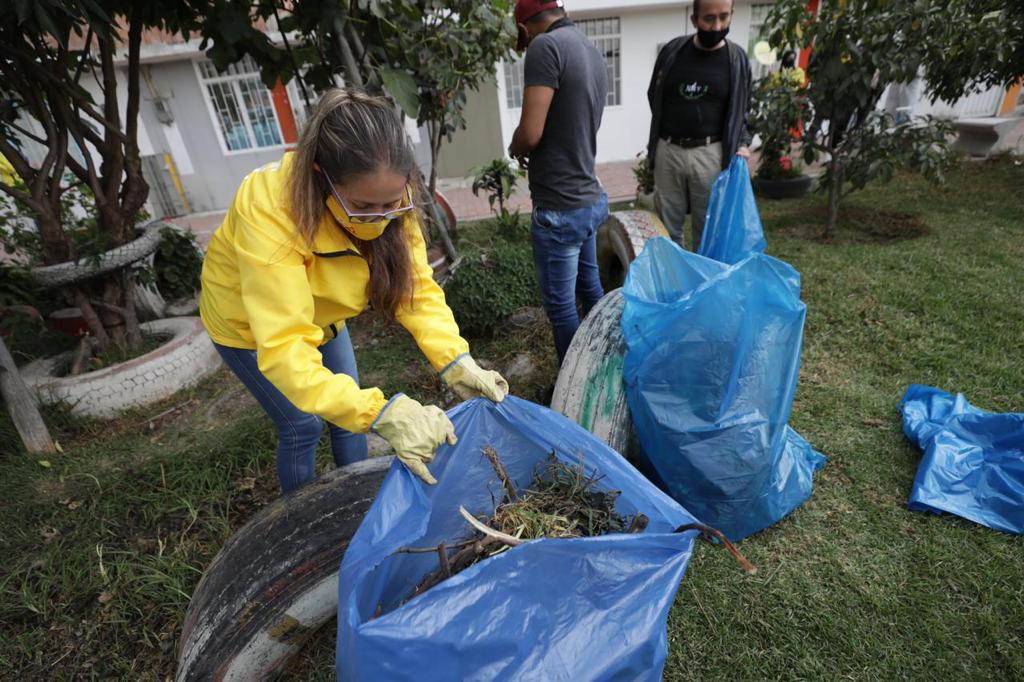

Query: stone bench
[952,114,1024,157]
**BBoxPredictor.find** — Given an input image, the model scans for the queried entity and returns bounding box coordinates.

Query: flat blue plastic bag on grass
[900,384,1024,534]
[622,239,825,542]
[337,396,701,681]
[697,156,766,264]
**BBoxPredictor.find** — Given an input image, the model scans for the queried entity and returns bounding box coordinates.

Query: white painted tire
[555,209,666,455]
[550,289,634,457]
[29,220,164,289]
[596,210,669,291]
[20,317,222,418]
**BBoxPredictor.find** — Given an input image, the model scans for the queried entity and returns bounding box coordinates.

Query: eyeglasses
[323,171,414,224]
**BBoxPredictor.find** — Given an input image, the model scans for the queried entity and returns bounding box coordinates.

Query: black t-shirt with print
[659,39,730,139]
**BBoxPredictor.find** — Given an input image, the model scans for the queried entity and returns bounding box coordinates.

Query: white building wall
[496,0,757,166]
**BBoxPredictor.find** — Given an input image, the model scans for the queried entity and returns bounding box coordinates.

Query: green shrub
[153,227,202,301]
[444,241,540,338]
[494,208,528,242]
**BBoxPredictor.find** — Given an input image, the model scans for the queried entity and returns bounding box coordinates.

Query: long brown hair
[288,88,416,318]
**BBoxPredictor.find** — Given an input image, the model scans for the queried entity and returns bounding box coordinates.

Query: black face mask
[696,26,729,48]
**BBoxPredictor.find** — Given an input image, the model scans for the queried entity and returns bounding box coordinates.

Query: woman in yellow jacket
[200,89,508,493]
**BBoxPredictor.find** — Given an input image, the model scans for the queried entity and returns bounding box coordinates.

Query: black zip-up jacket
[647,35,753,171]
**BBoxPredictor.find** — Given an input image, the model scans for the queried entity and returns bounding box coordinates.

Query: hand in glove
[441,354,509,403]
[372,394,457,485]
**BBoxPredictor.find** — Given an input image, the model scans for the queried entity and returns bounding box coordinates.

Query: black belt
[662,134,722,148]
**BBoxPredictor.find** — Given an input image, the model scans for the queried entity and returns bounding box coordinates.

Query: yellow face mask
[324,172,413,241]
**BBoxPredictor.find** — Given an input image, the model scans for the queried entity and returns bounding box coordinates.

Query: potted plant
[750,68,813,200]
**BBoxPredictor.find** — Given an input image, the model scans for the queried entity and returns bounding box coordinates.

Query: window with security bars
[197,55,283,152]
[577,17,621,106]
[502,16,621,109]
[503,57,526,109]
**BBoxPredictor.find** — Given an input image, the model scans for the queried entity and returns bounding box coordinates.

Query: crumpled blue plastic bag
[622,238,825,542]
[337,396,701,681]
[900,384,1024,534]
[697,156,767,264]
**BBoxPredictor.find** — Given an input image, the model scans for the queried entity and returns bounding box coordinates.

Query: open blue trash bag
[697,156,767,264]
[337,396,701,681]
[622,238,825,542]
[900,384,1024,534]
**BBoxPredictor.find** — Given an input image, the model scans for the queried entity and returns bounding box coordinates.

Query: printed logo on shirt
[680,81,708,100]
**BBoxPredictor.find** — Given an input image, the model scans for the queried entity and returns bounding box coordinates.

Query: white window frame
[194,56,287,156]
[502,56,526,110]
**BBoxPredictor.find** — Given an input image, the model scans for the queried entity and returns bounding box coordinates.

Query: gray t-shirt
[523,18,607,210]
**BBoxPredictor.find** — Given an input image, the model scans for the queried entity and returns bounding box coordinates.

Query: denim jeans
[213,326,367,493]
[530,193,608,363]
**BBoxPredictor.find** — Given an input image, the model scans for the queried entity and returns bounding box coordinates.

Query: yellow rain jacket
[199,154,469,433]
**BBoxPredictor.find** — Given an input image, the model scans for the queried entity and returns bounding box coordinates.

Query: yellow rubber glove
[372,394,457,485]
[441,354,509,403]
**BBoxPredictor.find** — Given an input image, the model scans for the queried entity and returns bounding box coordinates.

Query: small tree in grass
[764,0,970,236]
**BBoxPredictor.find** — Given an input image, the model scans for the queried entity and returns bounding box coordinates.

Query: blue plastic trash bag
[622,238,825,542]
[337,396,701,681]
[900,384,1024,534]
[697,156,767,264]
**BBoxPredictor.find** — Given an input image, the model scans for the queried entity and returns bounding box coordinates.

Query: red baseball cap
[514,0,564,49]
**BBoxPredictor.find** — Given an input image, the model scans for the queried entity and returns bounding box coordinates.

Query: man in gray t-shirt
[509,0,609,370]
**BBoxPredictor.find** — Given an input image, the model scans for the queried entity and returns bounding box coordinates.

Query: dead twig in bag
[393,450,648,611]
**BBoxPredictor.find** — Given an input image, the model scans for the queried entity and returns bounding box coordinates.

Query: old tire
[29,219,164,289]
[176,457,394,681]
[550,289,635,458]
[596,210,669,292]
[20,317,221,418]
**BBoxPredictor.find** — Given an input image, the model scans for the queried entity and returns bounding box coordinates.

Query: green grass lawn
[1,158,1022,680]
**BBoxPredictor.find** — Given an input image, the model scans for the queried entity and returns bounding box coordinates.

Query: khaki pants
[652,138,722,251]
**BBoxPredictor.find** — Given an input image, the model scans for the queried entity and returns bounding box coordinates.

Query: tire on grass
[175,457,393,681]
[549,289,634,457]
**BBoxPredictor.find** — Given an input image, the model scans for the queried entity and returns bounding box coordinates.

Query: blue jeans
[213,326,368,493]
[531,193,608,363]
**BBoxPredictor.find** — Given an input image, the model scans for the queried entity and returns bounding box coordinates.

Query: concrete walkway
[438,158,638,221]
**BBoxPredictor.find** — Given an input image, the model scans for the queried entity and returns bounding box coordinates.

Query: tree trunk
[72,288,111,350]
[421,121,458,262]
[333,15,364,88]
[427,122,442,201]
[825,157,843,238]
[0,335,57,455]
[122,270,142,347]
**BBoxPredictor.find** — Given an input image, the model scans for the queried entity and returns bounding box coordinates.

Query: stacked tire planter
[23,219,220,418]
[21,317,222,419]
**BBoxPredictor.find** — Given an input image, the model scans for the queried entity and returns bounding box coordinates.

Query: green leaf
[34,2,65,47]
[380,68,420,120]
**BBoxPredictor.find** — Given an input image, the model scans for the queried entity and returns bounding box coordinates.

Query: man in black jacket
[646,0,752,251]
